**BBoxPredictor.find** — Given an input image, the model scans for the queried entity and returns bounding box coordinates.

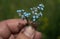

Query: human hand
[0,19,42,39]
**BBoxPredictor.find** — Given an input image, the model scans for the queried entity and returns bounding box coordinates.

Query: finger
[6,19,27,33]
[16,26,35,39]
[0,19,27,39]
[11,27,26,39]
[17,26,35,39]
[0,36,3,39]
[34,31,42,39]
[16,32,31,39]
[0,22,11,39]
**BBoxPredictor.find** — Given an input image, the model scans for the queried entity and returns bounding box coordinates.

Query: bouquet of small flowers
[16,3,44,38]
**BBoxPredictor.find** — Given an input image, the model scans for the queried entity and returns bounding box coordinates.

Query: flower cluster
[17,4,44,22]
[17,9,31,18]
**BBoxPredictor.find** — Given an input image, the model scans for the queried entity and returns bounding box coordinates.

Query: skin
[0,19,42,39]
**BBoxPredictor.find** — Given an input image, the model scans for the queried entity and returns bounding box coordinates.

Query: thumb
[22,26,35,39]
[16,26,35,39]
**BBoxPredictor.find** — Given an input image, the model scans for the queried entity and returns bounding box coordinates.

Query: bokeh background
[0,0,60,39]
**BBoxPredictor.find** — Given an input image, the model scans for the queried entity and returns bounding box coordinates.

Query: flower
[24,13,30,17]
[33,15,36,18]
[35,13,37,15]
[30,8,33,10]
[33,18,36,21]
[39,4,44,11]
[40,7,44,11]
[28,13,31,15]
[37,6,40,9]
[17,10,21,13]
[23,12,27,15]
[36,15,39,18]
[39,4,44,7]
[38,12,43,16]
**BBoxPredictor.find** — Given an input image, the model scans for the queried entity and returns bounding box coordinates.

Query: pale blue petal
[33,16,36,18]
[17,10,21,13]
[30,8,33,10]
[39,4,44,7]
[24,14,27,16]
[41,7,44,11]
[23,12,26,15]
[39,12,43,16]
[24,13,29,17]
[37,6,40,9]
[36,15,39,18]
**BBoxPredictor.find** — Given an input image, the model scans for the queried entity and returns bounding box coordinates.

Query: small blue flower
[24,13,27,16]
[33,15,36,18]
[37,6,44,11]
[23,12,27,15]
[35,13,37,15]
[36,15,39,18]
[28,13,31,15]
[38,12,43,16]
[33,18,36,21]
[39,4,44,7]
[37,4,44,11]
[40,7,44,11]
[17,10,21,13]
[30,8,33,10]
[24,13,29,17]
[37,6,40,9]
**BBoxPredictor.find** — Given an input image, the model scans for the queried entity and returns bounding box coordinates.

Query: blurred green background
[0,0,60,39]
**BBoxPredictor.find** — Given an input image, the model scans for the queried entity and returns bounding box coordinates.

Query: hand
[0,19,42,39]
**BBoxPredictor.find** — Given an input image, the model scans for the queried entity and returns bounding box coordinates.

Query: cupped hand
[0,19,42,39]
